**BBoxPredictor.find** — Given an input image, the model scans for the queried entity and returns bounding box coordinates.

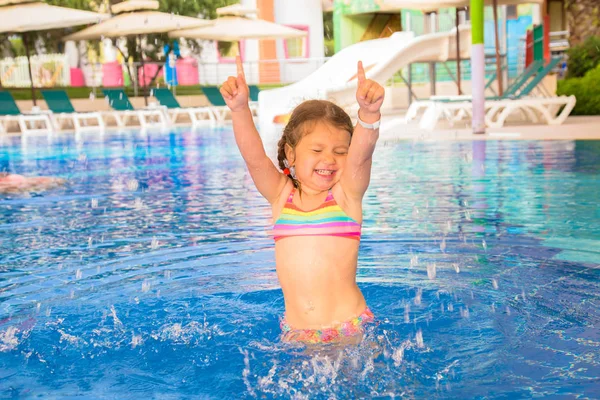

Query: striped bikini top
[272,188,362,242]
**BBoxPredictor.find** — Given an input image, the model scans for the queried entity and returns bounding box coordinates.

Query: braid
[277,128,300,189]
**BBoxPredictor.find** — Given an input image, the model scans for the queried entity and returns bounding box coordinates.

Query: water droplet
[452,263,460,273]
[127,179,139,191]
[88,237,93,248]
[492,278,499,290]
[482,239,487,251]
[142,279,151,293]
[75,269,82,279]
[132,333,143,348]
[91,198,98,208]
[410,254,419,267]
[412,206,420,217]
[151,237,159,249]
[414,288,422,305]
[404,304,411,323]
[427,263,437,280]
[415,329,424,348]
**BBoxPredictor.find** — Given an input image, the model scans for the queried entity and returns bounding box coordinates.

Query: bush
[567,36,600,78]
[557,64,600,115]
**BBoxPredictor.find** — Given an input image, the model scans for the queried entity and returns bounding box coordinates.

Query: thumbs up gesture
[220,55,250,112]
[356,61,385,117]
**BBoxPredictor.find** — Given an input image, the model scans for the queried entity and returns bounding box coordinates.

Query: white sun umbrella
[64,0,212,105]
[169,16,308,41]
[0,0,108,105]
[215,3,258,17]
[64,0,212,40]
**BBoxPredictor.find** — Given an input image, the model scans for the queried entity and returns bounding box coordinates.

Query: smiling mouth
[315,169,335,176]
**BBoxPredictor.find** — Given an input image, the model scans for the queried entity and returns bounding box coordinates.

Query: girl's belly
[275,236,366,329]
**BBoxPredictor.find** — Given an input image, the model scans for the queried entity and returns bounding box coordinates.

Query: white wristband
[357,112,381,130]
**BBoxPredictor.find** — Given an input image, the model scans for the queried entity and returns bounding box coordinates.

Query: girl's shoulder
[271,180,295,220]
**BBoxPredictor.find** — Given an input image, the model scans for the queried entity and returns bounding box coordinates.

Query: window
[284,25,309,58]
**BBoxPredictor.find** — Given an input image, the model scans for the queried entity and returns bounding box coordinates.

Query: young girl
[220,56,384,344]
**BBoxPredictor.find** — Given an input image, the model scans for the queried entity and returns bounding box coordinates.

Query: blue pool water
[1,129,599,398]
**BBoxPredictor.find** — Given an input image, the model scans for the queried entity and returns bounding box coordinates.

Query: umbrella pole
[455,7,462,95]
[492,0,504,96]
[23,33,37,107]
[138,35,148,106]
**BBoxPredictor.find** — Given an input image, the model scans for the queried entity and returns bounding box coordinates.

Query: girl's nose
[323,153,335,164]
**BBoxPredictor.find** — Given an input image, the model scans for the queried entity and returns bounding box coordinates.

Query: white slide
[258,25,471,135]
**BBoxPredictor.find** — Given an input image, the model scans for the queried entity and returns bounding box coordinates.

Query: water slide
[258,25,471,134]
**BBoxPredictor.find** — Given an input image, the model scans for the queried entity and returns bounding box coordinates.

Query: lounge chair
[411,58,575,130]
[200,85,258,122]
[249,85,261,102]
[41,90,104,133]
[101,89,168,129]
[0,91,53,134]
[404,59,548,123]
[151,88,214,126]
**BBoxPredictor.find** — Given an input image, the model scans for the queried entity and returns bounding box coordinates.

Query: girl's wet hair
[277,100,353,188]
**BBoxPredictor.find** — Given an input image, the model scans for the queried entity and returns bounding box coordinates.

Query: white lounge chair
[151,88,215,126]
[102,89,168,129]
[0,92,53,134]
[41,90,104,133]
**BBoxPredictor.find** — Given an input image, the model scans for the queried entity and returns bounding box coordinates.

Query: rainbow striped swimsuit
[272,188,362,242]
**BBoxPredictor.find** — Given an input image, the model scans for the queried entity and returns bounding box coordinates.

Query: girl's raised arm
[339,61,384,201]
[220,56,288,204]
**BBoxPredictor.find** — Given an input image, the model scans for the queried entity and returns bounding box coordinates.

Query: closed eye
[312,149,322,153]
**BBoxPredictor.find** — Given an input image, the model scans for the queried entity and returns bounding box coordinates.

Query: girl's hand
[220,56,249,112]
[356,61,385,120]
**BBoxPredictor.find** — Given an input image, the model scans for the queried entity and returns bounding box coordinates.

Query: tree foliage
[0,0,236,59]
[557,64,600,115]
[566,35,600,78]
[110,0,237,62]
[565,0,600,46]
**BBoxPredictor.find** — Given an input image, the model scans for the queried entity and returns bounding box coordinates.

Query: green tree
[565,0,600,46]
[110,0,237,63]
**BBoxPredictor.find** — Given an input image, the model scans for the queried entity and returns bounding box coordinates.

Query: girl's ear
[284,143,295,165]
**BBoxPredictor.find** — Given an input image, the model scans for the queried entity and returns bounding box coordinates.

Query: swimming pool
[1,129,599,398]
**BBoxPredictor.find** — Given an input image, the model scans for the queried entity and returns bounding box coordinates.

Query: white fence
[0,55,330,89]
[0,54,70,88]
[196,57,330,85]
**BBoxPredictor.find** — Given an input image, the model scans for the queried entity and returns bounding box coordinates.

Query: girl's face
[287,121,351,194]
